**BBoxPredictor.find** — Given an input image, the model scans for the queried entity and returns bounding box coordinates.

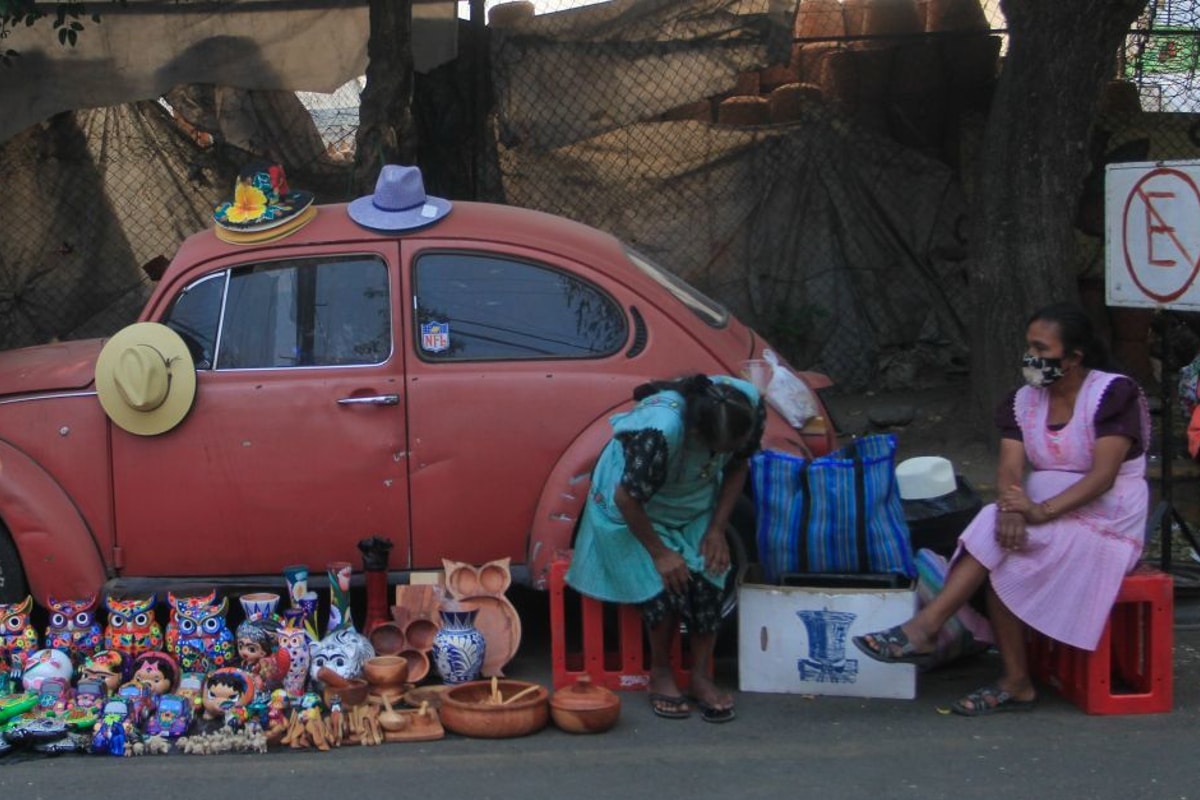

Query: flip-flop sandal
[648,693,691,720]
[692,700,736,724]
[851,625,936,668]
[951,684,1037,717]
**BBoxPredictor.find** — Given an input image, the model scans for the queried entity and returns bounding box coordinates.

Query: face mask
[1022,354,1065,388]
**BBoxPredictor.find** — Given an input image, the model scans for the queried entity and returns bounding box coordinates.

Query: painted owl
[275,618,310,700]
[46,594,103,665]
[1,596,40,673]
[104,595,164,658]
[166,590,235,674]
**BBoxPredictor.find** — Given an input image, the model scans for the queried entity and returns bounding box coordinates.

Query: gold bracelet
[1040,500,1055,520]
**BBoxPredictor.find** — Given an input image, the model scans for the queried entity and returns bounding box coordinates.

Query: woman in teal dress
[566,374,764,722]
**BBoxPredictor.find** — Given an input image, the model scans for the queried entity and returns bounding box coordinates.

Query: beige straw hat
[94,322,197,436]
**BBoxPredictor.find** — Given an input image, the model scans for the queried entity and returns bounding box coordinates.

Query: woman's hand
[700,526,731,576]
[995,509,1028,552]
[653,549,691,595]
[999,484,1053,525]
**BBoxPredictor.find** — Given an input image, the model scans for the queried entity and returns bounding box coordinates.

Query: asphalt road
[2,589,1198,800]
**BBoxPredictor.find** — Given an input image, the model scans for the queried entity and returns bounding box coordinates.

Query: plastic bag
[762,349,817,427]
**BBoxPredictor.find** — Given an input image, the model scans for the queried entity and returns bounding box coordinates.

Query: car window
[163,273,226,370]
[623,246,728,328]
[413,252,626,361]
[216,256,391,369]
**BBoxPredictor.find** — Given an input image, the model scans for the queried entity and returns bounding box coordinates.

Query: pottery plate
[459,594,522,677]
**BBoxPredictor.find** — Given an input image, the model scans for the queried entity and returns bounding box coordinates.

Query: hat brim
[95,323,197,437]
[213,191,315,232]
[347,194,452,232]
[215,206,318,245]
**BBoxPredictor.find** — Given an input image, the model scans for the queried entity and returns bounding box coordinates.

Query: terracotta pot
[363,655,408,688]
[440,680,549,738]
[322,677,369,708]
[549,675,621,734]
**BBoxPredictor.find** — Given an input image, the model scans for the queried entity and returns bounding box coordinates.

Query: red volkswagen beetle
[0,199,833,610]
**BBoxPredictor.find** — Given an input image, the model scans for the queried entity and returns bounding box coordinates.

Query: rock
[868,403,917,428]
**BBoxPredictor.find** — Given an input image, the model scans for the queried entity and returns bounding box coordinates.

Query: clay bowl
[440,679,549,738]
[403,617,439,652]
[363,655,409,688]
[400,649,431,684]
[322,677,369,708]
[549,676,621,734]
[369,622,407,656]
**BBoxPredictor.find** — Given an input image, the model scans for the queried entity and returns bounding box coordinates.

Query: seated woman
[854,302,1150,715]
[566,374,764,723]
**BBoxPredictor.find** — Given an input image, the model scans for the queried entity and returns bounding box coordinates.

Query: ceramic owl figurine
[46,594,103,665]
[275,617,310,700]
[104,595,164,658]
[0,596,40,673]
[166,591,235,674]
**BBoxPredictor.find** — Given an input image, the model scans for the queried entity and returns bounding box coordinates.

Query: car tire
[719,495,757,622]
[0,522,29,604]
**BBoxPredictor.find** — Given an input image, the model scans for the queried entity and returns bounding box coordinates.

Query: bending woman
[566,374,765,723]
[854,303,1150,715]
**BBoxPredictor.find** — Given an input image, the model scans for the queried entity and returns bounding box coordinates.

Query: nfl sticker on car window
[421,321,450,353]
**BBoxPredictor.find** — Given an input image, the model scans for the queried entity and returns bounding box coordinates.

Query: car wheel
[0,523,29,603]
[719,496,757,621]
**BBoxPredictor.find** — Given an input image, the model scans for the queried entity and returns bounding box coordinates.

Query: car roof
[168,201,634,285]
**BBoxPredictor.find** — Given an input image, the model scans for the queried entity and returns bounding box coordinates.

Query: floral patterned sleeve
[734,397,768,459]
[615,428,670,502]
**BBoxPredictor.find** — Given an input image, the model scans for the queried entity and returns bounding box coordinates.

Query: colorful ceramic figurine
[198,667,254,732]
[0,596,40,673]
[103,595,164,658]
[45,594,103,665]
[276,618,311,700]
[80,650,133,694]
[308,627,374,686]
[166,590,235,673]
[129,650,180,697]
[20,649,74,693]
[236,613,286,694]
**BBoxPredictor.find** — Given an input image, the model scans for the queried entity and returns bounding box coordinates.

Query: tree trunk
[354,0,416,194]
[968,0,1147,432]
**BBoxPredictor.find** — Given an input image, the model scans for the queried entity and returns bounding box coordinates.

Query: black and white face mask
[1022,354,1065,388]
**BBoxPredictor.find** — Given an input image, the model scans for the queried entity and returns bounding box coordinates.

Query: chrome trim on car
[0,390,98,406]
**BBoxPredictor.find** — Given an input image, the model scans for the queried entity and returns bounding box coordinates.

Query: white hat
[895,456,956,500]
[94,323,197,436]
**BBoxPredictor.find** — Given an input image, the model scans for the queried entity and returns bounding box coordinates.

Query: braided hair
[633,374,756,451]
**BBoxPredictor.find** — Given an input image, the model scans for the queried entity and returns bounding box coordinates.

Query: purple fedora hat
[347,164,452,232]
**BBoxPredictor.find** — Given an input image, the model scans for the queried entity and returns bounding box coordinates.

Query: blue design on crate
[796,610,859,683]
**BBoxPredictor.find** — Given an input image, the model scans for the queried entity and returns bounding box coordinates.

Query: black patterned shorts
[638,572,724,635]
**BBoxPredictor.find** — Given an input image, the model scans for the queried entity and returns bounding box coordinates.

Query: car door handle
[337,394,400,406]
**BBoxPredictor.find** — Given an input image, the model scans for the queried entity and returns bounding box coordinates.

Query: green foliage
[1,1,119,62]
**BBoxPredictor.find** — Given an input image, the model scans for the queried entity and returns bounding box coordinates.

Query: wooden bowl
[363,655,409,688]
[440,679,549,738]
[369,622,407,656]
[322,677,369,708]
[549,676,621,734]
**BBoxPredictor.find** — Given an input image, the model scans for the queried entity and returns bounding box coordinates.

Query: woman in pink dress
[853,303,1150,715]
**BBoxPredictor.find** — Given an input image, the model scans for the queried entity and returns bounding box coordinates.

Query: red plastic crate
[1027,566,1173,715]
[549,559,693,691]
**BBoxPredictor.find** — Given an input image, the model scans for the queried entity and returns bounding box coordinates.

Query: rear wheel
[0,522,29,604]
[719,496,757,622]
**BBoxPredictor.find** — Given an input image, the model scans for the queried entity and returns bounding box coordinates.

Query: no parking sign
[1106,160,1200,311]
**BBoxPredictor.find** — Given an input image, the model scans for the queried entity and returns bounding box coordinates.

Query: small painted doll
[80,649,132,694]
[165,590,235,674]
[128,650,179,697]
[275,617,311,700]
[236,613,287,694]
[0,596,40,673]
[103,595,163,658]
[196,667,254,733]
[46,594,103,666]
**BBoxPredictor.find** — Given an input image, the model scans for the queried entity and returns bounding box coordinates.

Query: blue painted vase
[431,602,486,685]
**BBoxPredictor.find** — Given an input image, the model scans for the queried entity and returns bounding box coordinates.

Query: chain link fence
[2,0,1200,395]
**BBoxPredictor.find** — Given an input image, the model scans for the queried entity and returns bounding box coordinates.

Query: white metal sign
[1106,160,1200,311]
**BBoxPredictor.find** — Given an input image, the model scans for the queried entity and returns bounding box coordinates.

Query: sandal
[951,684,1037,717]
[649,693,691,720]
[691,699,736,724]
[851,625,936,667]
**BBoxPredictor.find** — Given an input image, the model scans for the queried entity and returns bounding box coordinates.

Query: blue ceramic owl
[166,591,235,674]
[46,594,103,665]
[1,596,40,673]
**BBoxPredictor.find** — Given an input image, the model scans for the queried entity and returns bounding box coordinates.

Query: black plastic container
[902,475,983,557]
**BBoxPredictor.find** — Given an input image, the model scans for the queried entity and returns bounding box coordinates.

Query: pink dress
[955,370,1150,650]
